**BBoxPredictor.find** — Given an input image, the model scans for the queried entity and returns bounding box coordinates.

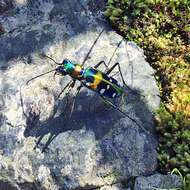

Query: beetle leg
[106,62,144,97]
[94,61,108,70]
[69,84,83,117]
[82,29,104,67]
[99,95,148,134]
[65,80,76,96]
[56,79,75,100]
[106,62,126,84]
[67,60,109,116]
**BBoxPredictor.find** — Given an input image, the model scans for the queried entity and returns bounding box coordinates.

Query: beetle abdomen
[82,67,123,98]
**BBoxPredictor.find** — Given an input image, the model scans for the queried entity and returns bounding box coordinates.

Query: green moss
[156,104,190,177]
[104,0,190,188]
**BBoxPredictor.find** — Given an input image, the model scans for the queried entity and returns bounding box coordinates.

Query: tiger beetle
[26,53,148,134]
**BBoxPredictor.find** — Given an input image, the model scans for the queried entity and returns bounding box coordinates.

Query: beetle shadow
[21,92,71,152]
[21,81,155,153]
[19,28,124,151]
[20,27,156,152]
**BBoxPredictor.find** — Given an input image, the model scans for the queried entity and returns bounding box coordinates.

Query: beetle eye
[63,59,69,64]
[60,66,65,71]
[56,66,66,75]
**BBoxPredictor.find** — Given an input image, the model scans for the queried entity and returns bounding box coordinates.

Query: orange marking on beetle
[91,71,102,89]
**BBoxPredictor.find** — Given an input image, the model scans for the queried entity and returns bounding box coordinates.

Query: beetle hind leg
[99,95,149,134]
[106,62,144,97]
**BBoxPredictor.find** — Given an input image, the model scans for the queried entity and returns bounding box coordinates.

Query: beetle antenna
[40,54,62,65]
[26,68,58,85]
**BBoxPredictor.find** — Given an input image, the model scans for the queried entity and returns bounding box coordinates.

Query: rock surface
[134,173,183,190]
[0,0,180,190]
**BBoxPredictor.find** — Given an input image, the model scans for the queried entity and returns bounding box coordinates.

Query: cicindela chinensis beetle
[21,30,150,140]
[25,53,148,134]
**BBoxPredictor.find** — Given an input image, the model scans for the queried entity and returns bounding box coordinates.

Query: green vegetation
[104,0,190,188]
[144,167,190,190]
[171,168,190,190]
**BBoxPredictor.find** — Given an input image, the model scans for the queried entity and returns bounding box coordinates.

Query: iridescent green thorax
[62,60,84,79]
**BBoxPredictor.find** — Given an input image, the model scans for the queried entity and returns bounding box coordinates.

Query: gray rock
[134,173,183,190]
[99,183,124,190]
[0,0,161,190]
[0,0,13,13]
[95,183,131,190]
